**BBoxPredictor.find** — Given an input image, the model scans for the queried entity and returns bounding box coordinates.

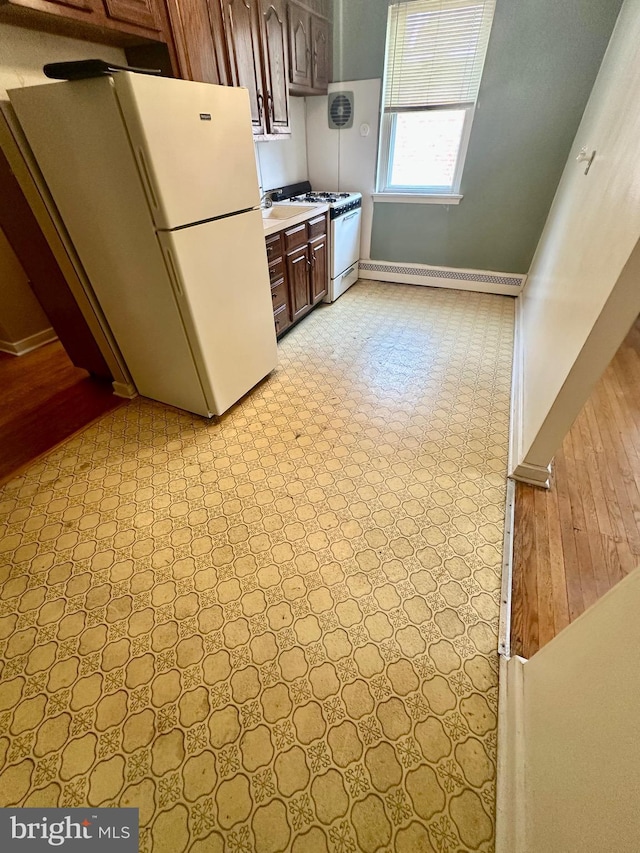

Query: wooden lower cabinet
[266,211,328,337]
[309,233,327,304]
[273,304,289,335]
[287,244,311,320]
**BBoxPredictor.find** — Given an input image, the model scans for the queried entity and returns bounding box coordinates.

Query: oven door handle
[339,211,360,222]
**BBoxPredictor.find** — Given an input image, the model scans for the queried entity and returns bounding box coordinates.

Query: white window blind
[383,0,497,113]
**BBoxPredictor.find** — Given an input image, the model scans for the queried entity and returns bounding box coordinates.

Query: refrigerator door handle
[164,247,184,298]
[137,147,159,213]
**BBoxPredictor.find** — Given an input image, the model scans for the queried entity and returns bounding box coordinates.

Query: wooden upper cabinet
[166,0,227,84]
[166,0,291,137]
[47,0,96,11]
[287,1,330,94]
[0,0,169,41]
[288,2,311,89]
[103,0,160,29]
[221,0,266,134]
[311,13,328,90]
[260,0,290,134]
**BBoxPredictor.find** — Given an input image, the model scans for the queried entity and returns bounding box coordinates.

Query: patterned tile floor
[0,282,513,853]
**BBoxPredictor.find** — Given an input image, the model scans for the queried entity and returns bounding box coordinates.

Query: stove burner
[285,189,361,209]
[308,192,339,202]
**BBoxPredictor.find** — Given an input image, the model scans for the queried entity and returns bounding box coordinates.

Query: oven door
[331,208,362,279]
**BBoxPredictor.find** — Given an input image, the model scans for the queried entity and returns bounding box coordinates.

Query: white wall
[513,0,640,481]
[0,23,126,100]
[306,79,381,259]
[499,568,640,853]
[0,24,126,355]
[0,24,137,381]
[254,96,308,193]
[0,226,53,352]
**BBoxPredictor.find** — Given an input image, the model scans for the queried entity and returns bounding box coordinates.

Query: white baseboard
[359,259,526,296]
[507,296,552,489]
[499,479,516,657]
[0,327,57,356]
[510,461,552,489]
[112,380,137,399]
[508,295,524,476]
[496,654,527,853]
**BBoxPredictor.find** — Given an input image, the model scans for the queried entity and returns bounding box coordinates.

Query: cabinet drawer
[266,233,283,262]
[270,279,287,311]
[269,256,284,285]
[284,222,308,253]
[308,213,327,241]
[274,303,290,335]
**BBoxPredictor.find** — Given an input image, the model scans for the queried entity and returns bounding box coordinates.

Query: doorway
[0,147,125,484]
[511,314,640,657]
[0,341,123,484]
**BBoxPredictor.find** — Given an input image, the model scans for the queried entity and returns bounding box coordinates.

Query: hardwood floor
[0,341,125,484]
[511,317,640,658]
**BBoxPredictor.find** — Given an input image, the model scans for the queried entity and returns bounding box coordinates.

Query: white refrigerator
[9,72,277,417]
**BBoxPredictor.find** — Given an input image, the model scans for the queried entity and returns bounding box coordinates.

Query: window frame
[376,0,496,202]
[377,103,476,198]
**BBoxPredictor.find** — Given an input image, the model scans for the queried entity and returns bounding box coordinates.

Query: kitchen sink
[261,204,318,220]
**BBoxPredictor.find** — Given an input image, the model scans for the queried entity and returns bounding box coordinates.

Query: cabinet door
[311,14,329,91]
[287,245,311,320]
[288,1,311,88]
[166,0,228,84]
[274,303,290,335]
[260,0,290,134]
[0,145,112,378]
[47,0,96,10]
[221,0,266,134]
[103,0,160,30]
[310,235,327,304]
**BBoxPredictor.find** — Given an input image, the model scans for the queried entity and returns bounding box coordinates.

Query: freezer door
[158,209,278,416]
[114,73,261,230]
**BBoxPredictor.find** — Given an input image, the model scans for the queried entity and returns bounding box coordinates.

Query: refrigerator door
[114,73,261,230]
[158,209,278,416]
[9,76,212,417]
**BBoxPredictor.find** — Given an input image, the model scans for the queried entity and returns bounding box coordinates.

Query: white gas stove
[270,182,362,302]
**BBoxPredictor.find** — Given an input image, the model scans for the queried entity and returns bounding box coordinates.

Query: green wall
[333,0,622,273]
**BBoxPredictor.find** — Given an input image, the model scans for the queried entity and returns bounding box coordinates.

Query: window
[377,0,496,199]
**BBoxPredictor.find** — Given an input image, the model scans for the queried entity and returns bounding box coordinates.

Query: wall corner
[496,654,527,853]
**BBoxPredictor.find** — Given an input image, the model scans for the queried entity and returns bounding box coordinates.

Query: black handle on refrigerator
[43,60,162,80]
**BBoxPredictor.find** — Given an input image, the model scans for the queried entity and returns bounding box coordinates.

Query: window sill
[372,193,463,205]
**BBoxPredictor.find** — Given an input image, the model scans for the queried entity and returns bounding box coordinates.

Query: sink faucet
[260,190,275,209]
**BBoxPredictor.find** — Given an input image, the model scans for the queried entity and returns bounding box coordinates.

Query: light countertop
[261,203,328,238]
